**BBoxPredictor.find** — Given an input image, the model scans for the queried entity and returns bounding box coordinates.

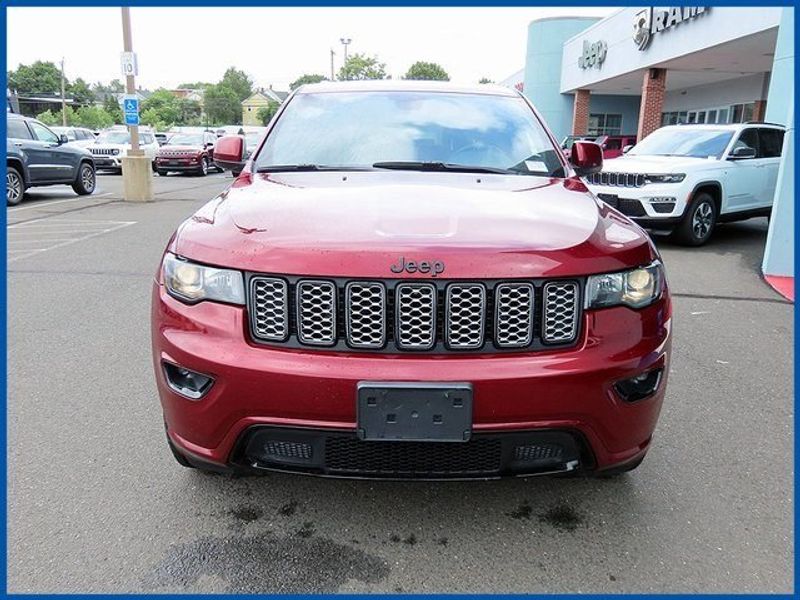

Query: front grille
[325,437,502,476]
[588,172,645,187]
[247,275,582,353]
[396,283,436,350]
[542,282,580,343]
[89,147,115,156]
[296,280,336,345]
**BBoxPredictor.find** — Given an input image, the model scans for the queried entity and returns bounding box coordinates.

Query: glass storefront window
[588,113,622,136]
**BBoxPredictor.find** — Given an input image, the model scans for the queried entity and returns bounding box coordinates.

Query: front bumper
[157,158,203,171]
[93,156,122,169]
[152,283,671,477]
[587,182,690,230]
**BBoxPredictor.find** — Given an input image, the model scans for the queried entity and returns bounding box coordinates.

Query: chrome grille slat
[542,282,580,344]
[296,280,336,346]
[494,283,534,348]
[587,172,645,188]
[396,283,436,350]
[445,284,486,349]
[250,277,289,341]
[346,282,386,348]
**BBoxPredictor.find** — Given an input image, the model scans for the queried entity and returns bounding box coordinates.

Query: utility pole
[60,58,66,126]
[330,48,336,81]
[121,7,140,155]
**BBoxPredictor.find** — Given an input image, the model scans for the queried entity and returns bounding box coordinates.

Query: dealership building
[524,7,785,143]
[522,6,794,296]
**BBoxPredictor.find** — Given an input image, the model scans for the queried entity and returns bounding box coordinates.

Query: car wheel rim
[202,159,208,174]
[7,172,21,203]
[692,201,713,239]
[81,166,95,191]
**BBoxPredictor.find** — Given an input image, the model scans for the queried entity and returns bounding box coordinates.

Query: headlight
[111,148,120,156]
[585,261,664,309]
[644,173,685,184]
[162,253,245,305]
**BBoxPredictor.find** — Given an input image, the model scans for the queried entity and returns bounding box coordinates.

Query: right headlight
[585,261,664,309]
[162,253,245,305]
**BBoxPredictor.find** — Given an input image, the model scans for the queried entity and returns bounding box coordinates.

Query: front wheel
[198,157,209,176]
[673,192,717,246]
[72,162,96,196]
[7,166,24,206]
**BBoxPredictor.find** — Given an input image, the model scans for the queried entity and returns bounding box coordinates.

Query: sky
[7,7,615,91]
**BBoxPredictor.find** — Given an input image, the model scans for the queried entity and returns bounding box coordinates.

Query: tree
[8,61,63,95]
[76,106,114,129]
[338,53,387,81]
[220,67,254,101]
[256,102,280,125]
[140,89,182,126]
[103,95,122,124]
[404,61,449,81]
[478,77,494,84]
[290,74,327,90]
[68,77,94,105]
[204,83,242,125]
[36,106,76,126]
[178,81,212,90]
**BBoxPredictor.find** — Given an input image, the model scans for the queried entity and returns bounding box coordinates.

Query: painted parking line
[7,219,136,263]
[7,192,114,212]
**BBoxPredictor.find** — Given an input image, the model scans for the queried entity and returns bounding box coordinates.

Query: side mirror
[213,135,245,171]
[569,141,603,177]
[729,146,756,160]
[59,134,69,144]
[622,145,634,154]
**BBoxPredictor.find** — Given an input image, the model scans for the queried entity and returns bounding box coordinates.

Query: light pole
[119,6,152,202]
[330,48,336,81]
[59,58,66,126]
[339,37,352,78]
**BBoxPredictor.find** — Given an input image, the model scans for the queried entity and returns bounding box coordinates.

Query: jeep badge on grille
[390,257,445,277]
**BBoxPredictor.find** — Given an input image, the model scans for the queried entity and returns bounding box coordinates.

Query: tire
[168,439,195,469]
[157,169,168,177]
[197,157,209,176]
[151,161,158,173]
[673,192,717,246]
[6,165,24,206]
[594,454,646,478]
[71,162,96,196]
[231,170,241,178]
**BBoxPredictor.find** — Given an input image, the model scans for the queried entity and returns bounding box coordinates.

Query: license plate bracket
[357,382,473,442]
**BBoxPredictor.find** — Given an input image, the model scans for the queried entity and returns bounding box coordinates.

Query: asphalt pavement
[6,172,793,593]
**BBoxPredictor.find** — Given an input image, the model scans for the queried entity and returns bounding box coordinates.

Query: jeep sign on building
[523,7,783,143]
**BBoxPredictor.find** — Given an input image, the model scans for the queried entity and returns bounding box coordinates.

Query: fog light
[614,368,663,402]
[162,362,214,399]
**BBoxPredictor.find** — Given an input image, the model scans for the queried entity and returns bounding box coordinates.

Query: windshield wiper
[256,164,378,173]
[372,161,521,175]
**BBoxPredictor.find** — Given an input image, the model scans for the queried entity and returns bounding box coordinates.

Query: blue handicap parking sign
[123,96,139,126]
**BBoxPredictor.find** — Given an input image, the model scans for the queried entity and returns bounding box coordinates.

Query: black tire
[594,454,646,478]
[197,156,209,176]
[672,192,717,246]
[157,169,168,177]
[151,161,158,173]
[71,162,96,196]
[231,170,241,177]
[168,439,195,469]
[6,165,24,206]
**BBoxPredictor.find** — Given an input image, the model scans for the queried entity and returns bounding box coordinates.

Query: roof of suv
[660,122,785,132]
[296,80,519,97]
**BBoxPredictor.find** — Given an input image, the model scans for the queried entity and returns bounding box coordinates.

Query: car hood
[171,171,657,279]
[603,154,720,172]
[159,145,203,153]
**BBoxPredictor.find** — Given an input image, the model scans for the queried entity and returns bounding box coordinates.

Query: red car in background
[152,81,671,480]
[156,130,220,176]
[594,134,638,159]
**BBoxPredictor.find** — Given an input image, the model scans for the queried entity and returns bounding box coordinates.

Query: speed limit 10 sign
[120,52,138,77]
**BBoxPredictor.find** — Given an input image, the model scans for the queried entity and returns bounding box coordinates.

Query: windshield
[96,131,130,145]
[560,135,589,148]
[629,128,734,159]
[167,133,204,146]
[254,91,564,177]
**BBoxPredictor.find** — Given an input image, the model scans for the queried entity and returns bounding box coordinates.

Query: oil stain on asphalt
[145,533,390,593]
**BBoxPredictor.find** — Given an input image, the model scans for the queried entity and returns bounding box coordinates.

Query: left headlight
[585,261,664,309]
[162,253,245,305]
[644,173,685,184]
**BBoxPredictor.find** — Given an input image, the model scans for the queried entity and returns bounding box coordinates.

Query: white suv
[585,123,785,245]
[87,126,159,173]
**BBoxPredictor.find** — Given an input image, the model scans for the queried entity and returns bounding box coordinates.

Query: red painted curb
[764,275,794,301]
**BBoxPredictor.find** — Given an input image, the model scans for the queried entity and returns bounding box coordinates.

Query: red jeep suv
[152,81,671,479]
